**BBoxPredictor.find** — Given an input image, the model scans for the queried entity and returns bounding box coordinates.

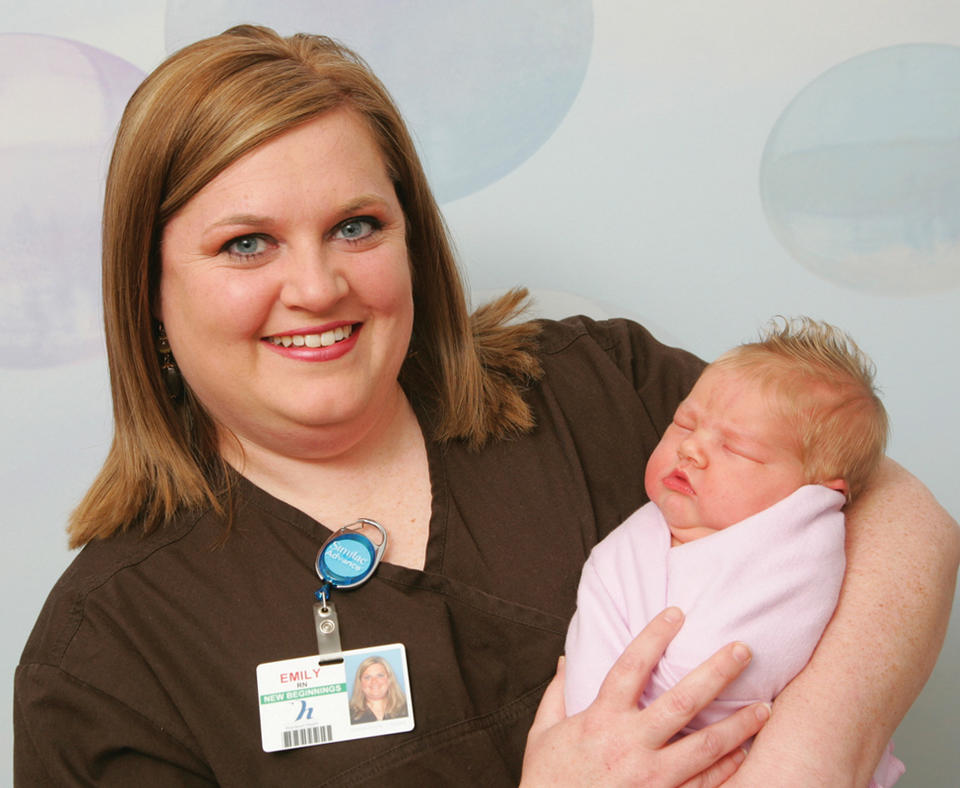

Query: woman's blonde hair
[711,316,888,501]
[69,25,541,547]
[349,656,407,721]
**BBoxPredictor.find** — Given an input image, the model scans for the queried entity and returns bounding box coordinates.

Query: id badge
[256,643,414,752]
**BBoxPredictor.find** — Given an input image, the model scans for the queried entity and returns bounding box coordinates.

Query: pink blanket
[564,485,904,786]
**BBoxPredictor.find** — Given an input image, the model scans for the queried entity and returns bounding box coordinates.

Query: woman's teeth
[269,324,353,348]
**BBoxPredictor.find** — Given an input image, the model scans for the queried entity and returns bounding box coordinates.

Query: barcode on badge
[282,725,334,749]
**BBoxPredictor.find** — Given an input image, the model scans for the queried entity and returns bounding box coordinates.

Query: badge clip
[313,585,343,664]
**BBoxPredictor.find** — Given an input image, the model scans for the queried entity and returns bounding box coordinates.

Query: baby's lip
[662,469,694,495]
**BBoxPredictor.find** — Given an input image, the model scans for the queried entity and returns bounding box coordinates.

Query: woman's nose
[280,244,348,311]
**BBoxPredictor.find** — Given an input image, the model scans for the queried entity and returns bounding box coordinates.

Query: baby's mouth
[267,324,355,348]
[663,469,694,495]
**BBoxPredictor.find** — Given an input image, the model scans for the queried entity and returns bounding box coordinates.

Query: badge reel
[313,518,387,662]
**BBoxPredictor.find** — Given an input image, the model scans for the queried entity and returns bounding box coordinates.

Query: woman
[350,657,409,724]
[14,24,957,787]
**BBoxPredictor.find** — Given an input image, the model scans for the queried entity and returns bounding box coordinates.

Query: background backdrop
[2,1,958,784]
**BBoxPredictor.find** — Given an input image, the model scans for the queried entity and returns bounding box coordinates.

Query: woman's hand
[521,608,771,787]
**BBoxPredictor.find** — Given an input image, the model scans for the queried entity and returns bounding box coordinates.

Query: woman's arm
[730,458,960,786]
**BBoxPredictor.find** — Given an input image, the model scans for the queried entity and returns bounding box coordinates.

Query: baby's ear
[822,478,849,498]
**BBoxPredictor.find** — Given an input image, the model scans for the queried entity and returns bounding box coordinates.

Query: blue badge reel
[316,518,388,590]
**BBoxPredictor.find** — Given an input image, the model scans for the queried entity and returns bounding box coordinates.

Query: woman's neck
[220,385,432,570]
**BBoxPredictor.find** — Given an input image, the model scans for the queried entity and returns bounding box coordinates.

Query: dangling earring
[156,323,183,401]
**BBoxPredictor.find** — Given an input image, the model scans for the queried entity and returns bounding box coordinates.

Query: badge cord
[313,518,388,663]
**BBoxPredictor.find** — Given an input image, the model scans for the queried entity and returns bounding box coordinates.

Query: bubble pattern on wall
[165,0,593,204]
[0,34,144,368]
[760,44,960,295]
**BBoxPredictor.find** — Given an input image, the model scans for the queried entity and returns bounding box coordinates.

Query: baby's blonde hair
[711,316,888,501]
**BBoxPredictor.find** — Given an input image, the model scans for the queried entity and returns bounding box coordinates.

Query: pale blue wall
[3,2,958,783]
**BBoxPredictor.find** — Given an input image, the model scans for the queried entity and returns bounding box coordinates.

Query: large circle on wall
[0,35,144,368]
[164,0,593,204]
[760,44,960,295]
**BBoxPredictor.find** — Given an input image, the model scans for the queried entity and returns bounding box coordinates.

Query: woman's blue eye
[335,217,379,241]
[225,235,267,256]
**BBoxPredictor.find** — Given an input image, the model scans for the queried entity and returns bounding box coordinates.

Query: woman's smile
[262,323,361,361]
[264,322,356,349]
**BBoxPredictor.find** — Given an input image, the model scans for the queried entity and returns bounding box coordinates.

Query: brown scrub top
[15,316,704,787]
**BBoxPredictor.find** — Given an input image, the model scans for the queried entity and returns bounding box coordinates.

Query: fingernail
[755,703,772,722]
[663,606,684,624]
[732,642,752,664]
[732,748,747,765]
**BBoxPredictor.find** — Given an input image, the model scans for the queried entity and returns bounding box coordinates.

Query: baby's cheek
[643,442,670,498]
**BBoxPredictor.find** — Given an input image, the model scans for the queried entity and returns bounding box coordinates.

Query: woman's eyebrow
[205,194,392,233]
[208,213,270,229]
[340,193,390,212]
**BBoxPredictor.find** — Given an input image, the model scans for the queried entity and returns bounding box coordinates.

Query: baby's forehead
[694,358,811,402]
[686,364,778,404]
[682,366,805,439]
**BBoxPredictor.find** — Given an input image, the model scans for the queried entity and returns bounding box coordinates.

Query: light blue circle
[164,0,593,203]
[318,533,375,586]
[0,35,144,368]
[760,44,960,295]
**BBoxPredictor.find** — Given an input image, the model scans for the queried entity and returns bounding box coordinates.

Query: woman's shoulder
[534,314,633,354]
[19,507,213,669]
[536,315,695,362]
[14,508,222,780]
[534,315,705,392]
[20,475,318,672]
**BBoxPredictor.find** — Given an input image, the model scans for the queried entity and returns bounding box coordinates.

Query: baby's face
[644,366,807,544]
